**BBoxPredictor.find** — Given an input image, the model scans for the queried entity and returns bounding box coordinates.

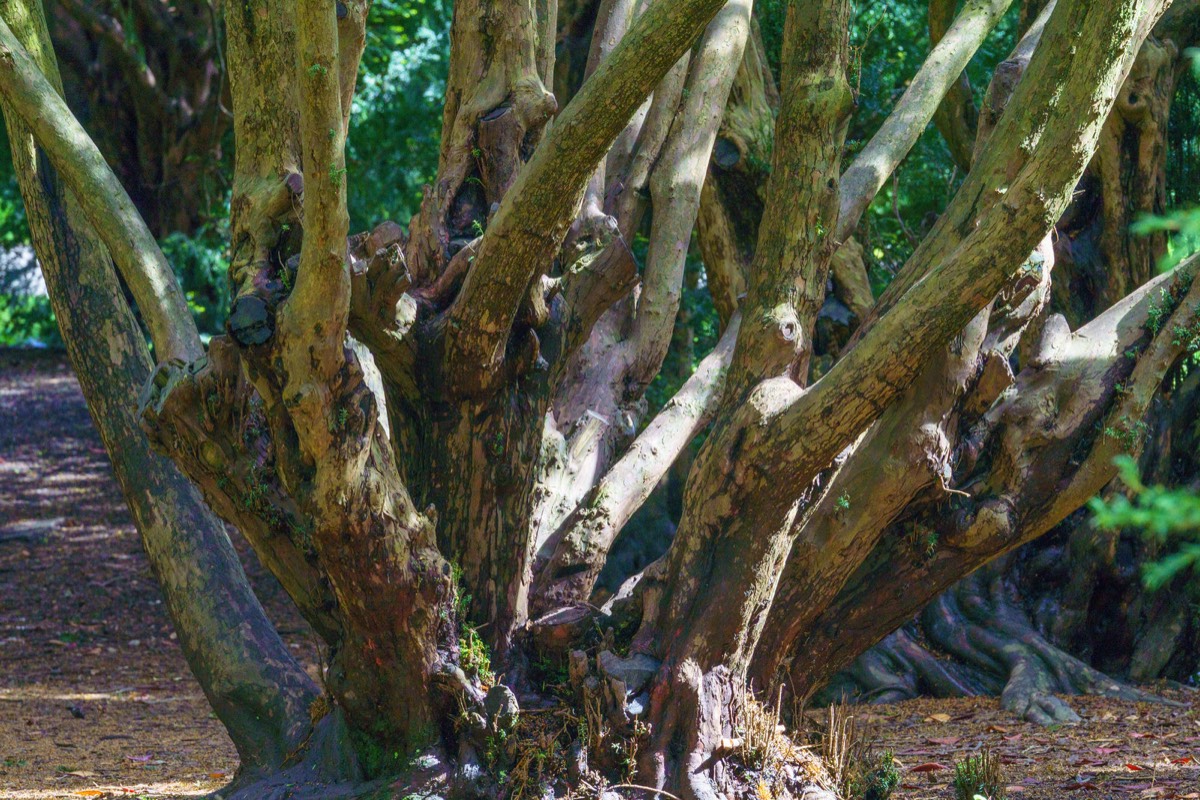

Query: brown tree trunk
[0,0,317,781]
[816,15,1200,724]
[4,0,1190,796]
[1052,33,1178,325]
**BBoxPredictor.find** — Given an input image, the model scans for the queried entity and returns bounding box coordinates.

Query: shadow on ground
[0,350,1196,799]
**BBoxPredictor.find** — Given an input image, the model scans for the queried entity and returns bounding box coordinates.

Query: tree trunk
[0,0,316,781]
[4,0,1190,796]
[50,0,228,236]
[821,15,1200,724]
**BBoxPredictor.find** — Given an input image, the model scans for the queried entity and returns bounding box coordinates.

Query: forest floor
[0,349,1197,800]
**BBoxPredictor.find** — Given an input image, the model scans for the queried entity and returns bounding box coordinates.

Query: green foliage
[0,180,28,248]
[1090,456,1200,591]
[0,294,59,347]
[952,750,1005,800]
[851,750,900,800]
[458,627,496,688]
[347,0,451,228]
[1132,205,1200,273]
[450,562,496,687]
[158,227,229,337]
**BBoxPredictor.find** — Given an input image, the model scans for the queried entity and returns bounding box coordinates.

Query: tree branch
[441,0,732,396]
[532,314,740,613]
[0,15,201,363]
[837,0,1013,238]
[627,0,753,389]
[785,260,1200,698]
[275,0,350,460]
[927,0,982,172]
[634,0,1163,683]
[721,0,854,398]
[0,0,317,770]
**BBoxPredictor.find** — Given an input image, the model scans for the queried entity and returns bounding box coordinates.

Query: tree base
[210,661,842,800]
[822,560,1174,725]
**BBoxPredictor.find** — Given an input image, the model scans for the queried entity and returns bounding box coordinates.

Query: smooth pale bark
[532,315,741,612]
[839,0,1014,235]
[526,4,754,619]
[629,0,753,388]
[0,15,200,363]
[442,0,736,396]
[928,0,983,171]
[0,0,317,775]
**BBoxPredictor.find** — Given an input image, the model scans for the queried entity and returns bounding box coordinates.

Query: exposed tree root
[825,560,1176,725]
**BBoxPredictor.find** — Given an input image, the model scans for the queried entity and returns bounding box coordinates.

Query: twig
[607,784,685,800]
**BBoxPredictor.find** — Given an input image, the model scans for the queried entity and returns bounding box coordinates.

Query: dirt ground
[0,349,1197,800]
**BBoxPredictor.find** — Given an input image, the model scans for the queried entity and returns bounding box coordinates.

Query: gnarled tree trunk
[0,0,1189,797]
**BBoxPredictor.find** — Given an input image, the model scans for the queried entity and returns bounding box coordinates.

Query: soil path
[0,351,317,799]
[0,350,1197,799]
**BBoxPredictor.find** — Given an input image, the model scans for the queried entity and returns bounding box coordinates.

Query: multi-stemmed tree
[0,0,1195,797]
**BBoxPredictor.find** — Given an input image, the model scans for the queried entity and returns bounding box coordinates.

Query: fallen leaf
[74,792,104,798]
[909,762,949,773]
[1126,763,1149,771]
[927,736,960,746]
[927,713,952,723]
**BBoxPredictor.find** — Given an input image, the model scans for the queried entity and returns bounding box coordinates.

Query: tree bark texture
[4,0,1192,796]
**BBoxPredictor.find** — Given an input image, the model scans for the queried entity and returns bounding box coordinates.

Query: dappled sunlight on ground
[2,350,1198,799]
[0,351,316,799]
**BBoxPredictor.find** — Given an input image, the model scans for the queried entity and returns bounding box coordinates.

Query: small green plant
[472,218,486,237]
[307,62,328,78]
[952,750,1005,800]
[450,562,495,687]
[1146,287,1174,335]
[458,626,495,687]
[1103,417,1150,453]
[851,750,900,800]
[329,405,350,433]
[836,493,851,511]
